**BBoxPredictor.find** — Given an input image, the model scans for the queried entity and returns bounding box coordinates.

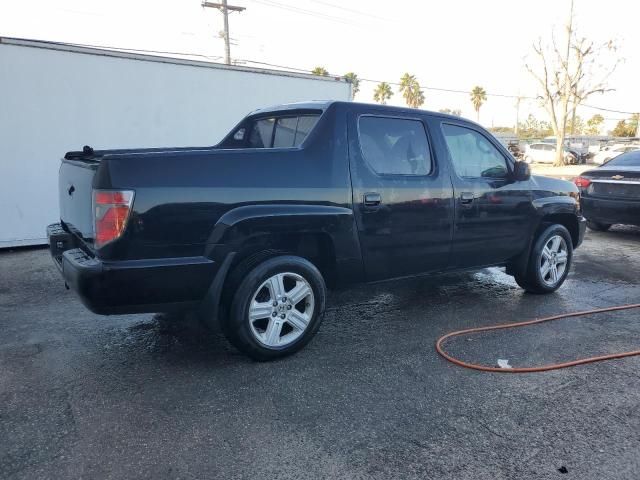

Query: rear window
[605,150,640,167]
[246,115,320,148]
[358,116,432,176]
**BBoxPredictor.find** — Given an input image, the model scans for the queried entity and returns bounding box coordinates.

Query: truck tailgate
[59,158,98,247]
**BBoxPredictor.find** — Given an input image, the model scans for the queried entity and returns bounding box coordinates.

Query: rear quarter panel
[93,104,357,267]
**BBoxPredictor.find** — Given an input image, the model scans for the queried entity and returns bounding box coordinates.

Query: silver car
[524,143,577,164]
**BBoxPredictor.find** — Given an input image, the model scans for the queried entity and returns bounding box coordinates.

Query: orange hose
[436,303,640,373]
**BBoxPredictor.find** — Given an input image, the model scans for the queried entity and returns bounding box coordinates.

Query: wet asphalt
[1,227,640,480]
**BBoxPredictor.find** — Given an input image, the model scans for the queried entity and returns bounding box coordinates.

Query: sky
[1,0,638,131]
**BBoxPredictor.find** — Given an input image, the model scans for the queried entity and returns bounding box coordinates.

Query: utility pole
[202,1,245,65]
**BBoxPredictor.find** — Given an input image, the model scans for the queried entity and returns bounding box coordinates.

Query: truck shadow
[116,311,247,364]
[110,268,522,367]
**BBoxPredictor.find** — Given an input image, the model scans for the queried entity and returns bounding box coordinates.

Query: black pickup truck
[48,101,586,360]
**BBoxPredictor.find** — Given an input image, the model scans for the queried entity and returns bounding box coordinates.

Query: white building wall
[0,38,351,247]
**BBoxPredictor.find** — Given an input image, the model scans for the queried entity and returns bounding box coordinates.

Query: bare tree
[525,0,620,165]
[568,36,620,135]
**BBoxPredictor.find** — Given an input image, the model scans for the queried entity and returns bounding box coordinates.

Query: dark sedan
[574,150,640,231]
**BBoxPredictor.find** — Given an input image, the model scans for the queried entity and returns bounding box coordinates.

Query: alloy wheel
[248,272,315,347]
[539,235,568,287]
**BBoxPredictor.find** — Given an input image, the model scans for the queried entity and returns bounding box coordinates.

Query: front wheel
[223,255,326,361]
[586,220,611,232]
[514,224,573,294]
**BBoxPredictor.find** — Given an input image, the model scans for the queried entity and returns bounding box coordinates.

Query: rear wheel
[514,224,573,294]
[586,220,611,232]
[223,255,326,361]
[565,153,578,165]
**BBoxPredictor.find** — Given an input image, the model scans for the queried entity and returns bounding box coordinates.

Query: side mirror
[513,160,531,181]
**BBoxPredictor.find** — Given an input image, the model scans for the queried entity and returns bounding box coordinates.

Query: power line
[305,0,391,21]
[580,103,638,115]
[359,77,529,99]
[41,39,224,61]
[252,0,364,27]
[28,38,635,119]
[239,58,637,118]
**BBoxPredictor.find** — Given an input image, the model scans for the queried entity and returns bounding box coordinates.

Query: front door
[348,110,455,280]
[437,122,533,268]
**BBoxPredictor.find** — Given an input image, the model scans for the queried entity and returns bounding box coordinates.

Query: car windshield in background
[605,151,640,167]
[247,114,320,148]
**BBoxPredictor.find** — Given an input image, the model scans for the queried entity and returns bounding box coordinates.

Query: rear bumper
[577,215,587,247]
[582,197,640,227]
[47,223,220,314]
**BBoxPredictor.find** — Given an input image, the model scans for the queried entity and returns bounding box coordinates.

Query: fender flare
[508,196,580,277]
[206,204,356,251]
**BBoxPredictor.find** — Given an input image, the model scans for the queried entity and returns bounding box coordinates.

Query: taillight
[93,190,134,249]
[574,176,591,188]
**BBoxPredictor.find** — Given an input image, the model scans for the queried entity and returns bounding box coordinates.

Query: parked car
[507,140,523,159]
[543,136,589,163]
[592,144,640,165]
[574,150,640,231]
[47,101,586,360]
[524,143,578,164]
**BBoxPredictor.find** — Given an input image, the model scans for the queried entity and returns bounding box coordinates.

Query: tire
[514,224,573,294]
[565,154,577,165]
[586,220,611,232]
[223,255,326,361]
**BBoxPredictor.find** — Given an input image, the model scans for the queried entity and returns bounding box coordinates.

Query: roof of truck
[249,100,476,124]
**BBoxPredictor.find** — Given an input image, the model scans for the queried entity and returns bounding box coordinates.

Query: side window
[358,116,431,175]
[273,117,297,148]
[442,124,508,179]
[294,116,320,146]
[248,118,275,148]
[247,115,320,148]
[273,115,320,148]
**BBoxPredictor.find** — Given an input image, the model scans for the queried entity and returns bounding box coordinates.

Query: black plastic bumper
[577,215,587,247]
[47,223,220,315]
[582,197,640,227]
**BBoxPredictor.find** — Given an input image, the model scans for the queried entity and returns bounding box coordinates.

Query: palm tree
[470,86,487,122]
[343,72,360,99]
[398,73,425,108]
[373,82,393,104]
[439,108,462,116]
[412,88,425,109]
[311,66,329,76]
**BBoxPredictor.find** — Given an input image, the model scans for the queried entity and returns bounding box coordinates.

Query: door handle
[363,192,382,207]
[460,192,474,205]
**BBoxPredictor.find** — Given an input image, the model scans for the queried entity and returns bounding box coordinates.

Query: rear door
[436,121,533,268]
[543,144,555,163]
[348,108,454,280]
[530,144,541,162]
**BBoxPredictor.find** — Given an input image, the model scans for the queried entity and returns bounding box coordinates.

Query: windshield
[604,150,640,167]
